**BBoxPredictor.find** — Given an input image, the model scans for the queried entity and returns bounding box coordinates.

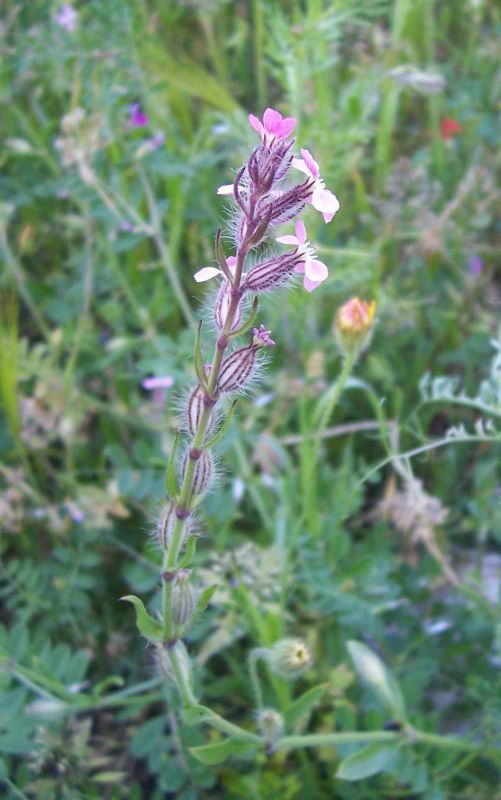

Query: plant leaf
[203,400,237,449]
[284,683,328,731]
[120,596,163,642]
[165,432,180,499]
[347,640,406,721]
[194,320,208,388]
[189,737,257,765]
[195,584,217,615]
[336,742,398,781]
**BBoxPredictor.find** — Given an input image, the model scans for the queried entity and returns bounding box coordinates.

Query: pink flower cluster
[196,108,339,293]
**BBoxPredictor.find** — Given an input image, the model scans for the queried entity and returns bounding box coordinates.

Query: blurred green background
[0,1,499,798]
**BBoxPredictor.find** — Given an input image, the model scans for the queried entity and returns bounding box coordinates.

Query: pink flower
[248,108,297,143]
[128,103,148,128]
[217,184,235,196]
[55,4,79,31]
[276,220,328,293]
[194,256,237,283]
[291,148,340,223]
[252,325,275,347]
[142,376,174,390]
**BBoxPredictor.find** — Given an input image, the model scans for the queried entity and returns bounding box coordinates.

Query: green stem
[313,351,357,462]
[276,731,401,750]
[248,649,266,710]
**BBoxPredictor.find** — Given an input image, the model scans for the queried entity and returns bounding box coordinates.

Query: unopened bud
[156,641,192,686]
[256,708,284,741]
[172,569,196,627]
[186,384,215,437]
[266,638,312,679]
[214,280,242,332]
[218,345,259,393]
[334,297,376,357]
[244,254,299,293]
[262,181,312,226]
[156,503,193,550]
[182,449,214,495]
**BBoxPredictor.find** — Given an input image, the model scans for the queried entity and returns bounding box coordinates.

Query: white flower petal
[305,258,328,282]
[194,267,221,282]
[217,184,234,195]
[276,235,299,245]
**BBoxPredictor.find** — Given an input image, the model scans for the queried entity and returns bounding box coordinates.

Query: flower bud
[172,569,196,627]
[266,638,312,679]
[214,279,242,332]
[155,503,194,550]
[256,708,284,741]
[218,345,259,393]
[182,449,214,495]
[186,384,215,437]
[261,181,312,226]
[243,254,299,293]
[334,297,376,357]
[156,641,192,686]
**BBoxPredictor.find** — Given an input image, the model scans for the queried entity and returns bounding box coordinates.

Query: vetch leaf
[347,641,406,721]
[189,737,258,765]
[120,596,163,642]
[336,742,398,781]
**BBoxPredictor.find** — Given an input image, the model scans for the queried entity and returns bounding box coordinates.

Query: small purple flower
[252,325,275,347]
[276,219,329,292]
[128,103,149,128]
[468,255,483,276]
[292,148,340,223]
[55,4,79,31]
[120,221,135,233]
[142,376,175,391]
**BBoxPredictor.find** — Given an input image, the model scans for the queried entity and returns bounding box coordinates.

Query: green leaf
[215,229,233,281]
[189,737,258,765]
[284,684,328,731]
[195,585,217,615]
[120,596,163,642]
[347,640,406,721]
[177,536,197,569]
[227,297,259,340]
[194,320,208,388]
[181,704,218,726]
[336,743,398,781]
[203,401,237,449]
[165,432,181,499]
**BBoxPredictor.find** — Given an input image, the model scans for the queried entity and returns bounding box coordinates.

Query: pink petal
[303,275,322,293]
[295,219,307,244]
[294,261,305,274]
[194,267,221,282]
[300,148,319,178]
[248,114,264,137]
[217,184,234,195]
[142,376,174,390]
[276,234,299,245]
[305,258,328,282]
[291,157,311,177]
[311,187,340,223]
[227,256,237,269]
[277,117,297,138]
[263,108,283,134]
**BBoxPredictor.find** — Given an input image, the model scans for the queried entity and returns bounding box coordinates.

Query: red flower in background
[440,117,463,140]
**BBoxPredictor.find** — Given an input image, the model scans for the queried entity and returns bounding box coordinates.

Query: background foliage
[0,0,499,798]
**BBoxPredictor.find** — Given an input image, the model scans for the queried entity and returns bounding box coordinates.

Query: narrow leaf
[336,743,398,781]
[194,320,208,387]
[228,297,259,340]
[195,584,217,614]
[189,737,257,765]
[181,704,218,726]
[347,641,406,721]
[120,596,163,642]
[284,683,328,731]
[215,229,233,281]
[203,400,237,449]
[177,536,197,569]
[165,432,181,499]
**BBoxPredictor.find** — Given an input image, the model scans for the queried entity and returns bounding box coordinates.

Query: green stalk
[275,731,401,750]
[313,350,357,462]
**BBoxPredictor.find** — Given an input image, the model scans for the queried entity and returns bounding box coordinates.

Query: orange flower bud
[334,297,376,356]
